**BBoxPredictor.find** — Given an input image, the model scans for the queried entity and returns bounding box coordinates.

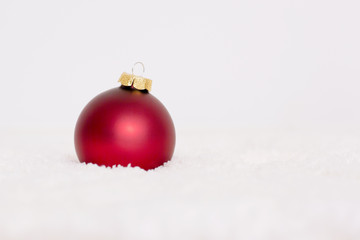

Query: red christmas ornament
[74,63,176,170]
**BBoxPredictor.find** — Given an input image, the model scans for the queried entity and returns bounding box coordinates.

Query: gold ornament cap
[118,62,152,92]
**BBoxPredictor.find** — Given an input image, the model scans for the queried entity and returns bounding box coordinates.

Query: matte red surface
[74,86,176,170]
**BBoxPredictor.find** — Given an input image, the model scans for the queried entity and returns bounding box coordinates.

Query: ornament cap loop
[132,62,145,76]
[119,62,152,92]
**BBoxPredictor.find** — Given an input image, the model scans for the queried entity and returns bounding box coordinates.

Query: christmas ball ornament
[74,62,176,170]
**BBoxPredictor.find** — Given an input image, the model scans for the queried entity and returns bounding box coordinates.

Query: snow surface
[0,127,360,240]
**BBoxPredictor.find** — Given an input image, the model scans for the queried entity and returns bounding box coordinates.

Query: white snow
[0,127,360,240]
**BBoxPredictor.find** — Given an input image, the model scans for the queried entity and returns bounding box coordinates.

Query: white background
[1,1,360,239]
[1,0,359,130]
